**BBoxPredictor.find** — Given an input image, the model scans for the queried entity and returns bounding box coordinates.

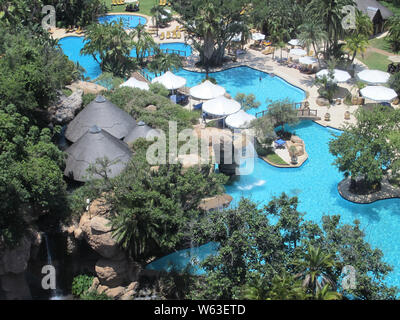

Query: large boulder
[316,97,330,106]
[95,258,128,287]
[0,273,32,300]
[79,214,124,259]
[47,89,83,124]
[0,236,31,275]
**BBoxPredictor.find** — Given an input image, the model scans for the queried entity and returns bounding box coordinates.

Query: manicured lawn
[369,37,393,53]
[103,0,160,16]
[357,51,391,71]
[265,153,288,166]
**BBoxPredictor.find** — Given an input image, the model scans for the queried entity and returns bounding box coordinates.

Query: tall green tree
[329,106,400,189]
[81,21,137,77]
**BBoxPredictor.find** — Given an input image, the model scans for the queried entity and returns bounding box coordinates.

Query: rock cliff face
[65,197,160,299]
[47,90,83,125]
[0,231,41,299]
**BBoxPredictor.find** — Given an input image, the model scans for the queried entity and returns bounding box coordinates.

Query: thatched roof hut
[123,121,161,145]
[65,95,136,142]
[64,125,132,182]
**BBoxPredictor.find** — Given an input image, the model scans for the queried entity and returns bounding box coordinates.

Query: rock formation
[47,89,83,125]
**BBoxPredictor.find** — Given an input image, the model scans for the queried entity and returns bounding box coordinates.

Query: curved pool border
[99,12,151,27]
[181,64,307,105]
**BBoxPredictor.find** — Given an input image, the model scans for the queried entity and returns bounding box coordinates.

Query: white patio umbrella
[357,70,390,85]
[289,48,307,56]
[360,86,398,103]
[225,110,256,129]
[299,56,318,65]
[120,77,149,90]
[316,69,351,83]
[202,96,241,117]
[189,80,226,100]
[288,39,301,46]
[251,32,265,41]
[151,71,186,90]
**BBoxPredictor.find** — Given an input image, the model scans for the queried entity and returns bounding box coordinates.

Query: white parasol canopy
[151,71,186,90]
[299,56,318,65]
[288,39,301,46]
[251,32,265,41]
[120,77,149,90]
[289,48,307,56]
[189,80,226,100]
[202,96,241,117]
[316,69,351,83]
[225,110,256,129]
[357,70,390,85]
[360,86,398,103]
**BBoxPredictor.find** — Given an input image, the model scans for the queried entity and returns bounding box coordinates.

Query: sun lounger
[176,31,181,39]
[172,30,177,39]
[166,31,171,39]
[159,32,165,40]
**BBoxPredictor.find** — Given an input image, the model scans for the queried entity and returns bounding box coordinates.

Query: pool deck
[50,16,399,131]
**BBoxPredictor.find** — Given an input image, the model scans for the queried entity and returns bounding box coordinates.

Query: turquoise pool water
[58,36,192,79]
[98,14,147,29]
[146,66,306,112]
[146,120,400,290]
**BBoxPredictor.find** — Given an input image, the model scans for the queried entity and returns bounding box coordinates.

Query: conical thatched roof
[123,121,161,145]
[64,125,133,182]
[65,95,136,142]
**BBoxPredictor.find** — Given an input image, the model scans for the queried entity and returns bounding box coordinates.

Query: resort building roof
[64,125,132,182]
[65,95,136,142]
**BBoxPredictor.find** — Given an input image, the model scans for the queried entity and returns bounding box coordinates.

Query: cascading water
[42,233,64,300]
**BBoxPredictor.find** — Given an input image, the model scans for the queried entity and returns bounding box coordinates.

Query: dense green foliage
[234,93,261,111]
[329,106,400,188]
[104,87,200,133]
[0,30,78,121]
[82,21,138,77]
[0,27,77,247]
[187,195,397,300]
[71,275,94,297]
[386,14,400,52]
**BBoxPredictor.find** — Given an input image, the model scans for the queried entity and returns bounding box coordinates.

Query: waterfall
[42,233,63,300]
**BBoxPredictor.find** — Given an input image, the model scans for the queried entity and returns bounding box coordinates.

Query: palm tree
[354,11,373,38]
[315,284,342,300]
[297,21,328,66]
[130,24,157,66]
[150,4,170,33]
[267,272,311,300]
[149,50,182,76]
[344,33,368,65]
[81,21,136,77]
[306,0,355,59]
[294,245,337,296]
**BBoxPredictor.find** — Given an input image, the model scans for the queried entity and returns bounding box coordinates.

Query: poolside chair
[166,31,171,39]
[159,32,165,40]
[170,95,177,104]
[172,30,177,39]
[176,31,181,39]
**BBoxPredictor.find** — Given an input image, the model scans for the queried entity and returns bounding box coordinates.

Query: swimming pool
[143,74,400,291]
[174,67,306,112]
[58,36,192,80]
[98,14,147,29]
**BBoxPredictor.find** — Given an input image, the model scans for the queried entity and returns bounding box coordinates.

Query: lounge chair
[159,32,165,40]
[274,139,286,149]
[172,30,177,39]
[176,31,181,39]
[166,31,171,39]
[170,95,177,104]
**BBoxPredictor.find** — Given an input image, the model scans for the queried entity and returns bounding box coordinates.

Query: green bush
[71,275,94,298]
[80,292,112,300]
[149,82,169,97]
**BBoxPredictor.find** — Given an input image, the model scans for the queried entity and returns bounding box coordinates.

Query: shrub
[71,275,94,298]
